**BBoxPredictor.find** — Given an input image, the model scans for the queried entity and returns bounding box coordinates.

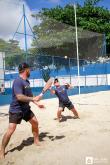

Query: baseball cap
[54,78,59,83]
[18,62,30,72]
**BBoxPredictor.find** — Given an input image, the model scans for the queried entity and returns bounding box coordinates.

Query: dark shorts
[59,101,74,111]
[9,110,34,124]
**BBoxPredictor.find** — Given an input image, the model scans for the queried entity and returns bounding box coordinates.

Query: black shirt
[55,85,70,103]
[9,77,33,113]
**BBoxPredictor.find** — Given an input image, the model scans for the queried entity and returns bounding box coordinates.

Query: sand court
[0,91,110,165]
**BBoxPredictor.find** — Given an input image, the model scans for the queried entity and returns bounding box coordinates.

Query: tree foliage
[31,0,110,57]
[0,39,25,68]
[84,0,102,6]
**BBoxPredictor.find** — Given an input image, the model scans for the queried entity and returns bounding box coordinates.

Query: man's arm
[65,83,74,89]
[16,94,45,109]
[16,94,41,102]
[13,79,41,103]
[33,101,45,109]
[49,88,56,95]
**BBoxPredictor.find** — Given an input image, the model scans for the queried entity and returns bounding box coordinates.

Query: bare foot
[58,117,63,122]
[34,141,41,146]
[54,116,63,121]
[0,149,5,159]
[57,115,64,122]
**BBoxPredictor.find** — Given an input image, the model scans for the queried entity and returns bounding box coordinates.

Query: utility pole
[12,4,35,63]
[74,3,80,95]
[23,4,28,62]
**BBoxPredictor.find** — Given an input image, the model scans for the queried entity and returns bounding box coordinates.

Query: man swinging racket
[50,78,80,122]
[0,62,47,159]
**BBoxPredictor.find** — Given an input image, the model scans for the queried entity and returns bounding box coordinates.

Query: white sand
[0,91,110,165]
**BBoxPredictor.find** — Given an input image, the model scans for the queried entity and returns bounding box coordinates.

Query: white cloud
[0,0,40,49]
[19,36,33,50]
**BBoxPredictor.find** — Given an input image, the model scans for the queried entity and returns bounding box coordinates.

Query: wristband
[39,93,43,97]
[42,89,45,94]
[49,86,52,90]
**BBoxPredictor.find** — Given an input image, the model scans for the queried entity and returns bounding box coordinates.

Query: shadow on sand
[54,115,75,122]
[0,112,9,117]
[6,132,65,154]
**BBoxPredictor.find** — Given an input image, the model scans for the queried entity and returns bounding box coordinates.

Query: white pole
[74,3,80,95]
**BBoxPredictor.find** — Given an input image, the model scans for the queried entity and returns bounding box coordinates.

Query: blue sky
[25,0,110,11]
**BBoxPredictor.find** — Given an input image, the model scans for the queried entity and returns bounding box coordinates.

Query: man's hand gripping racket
[32,78,53,109]
[39,78,53,98]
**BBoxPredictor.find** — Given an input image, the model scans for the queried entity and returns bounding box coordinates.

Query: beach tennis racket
[41,68,50,82]
[39,78,53,97]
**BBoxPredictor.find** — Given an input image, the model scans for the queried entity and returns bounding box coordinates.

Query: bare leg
[29,116,40,145]
[57,108,64,122]
[71,107,80,119]
[0,123,17,159]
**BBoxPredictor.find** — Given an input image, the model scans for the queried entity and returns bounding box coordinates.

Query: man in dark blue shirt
[50,78,79,122]
[0,63,44,159]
